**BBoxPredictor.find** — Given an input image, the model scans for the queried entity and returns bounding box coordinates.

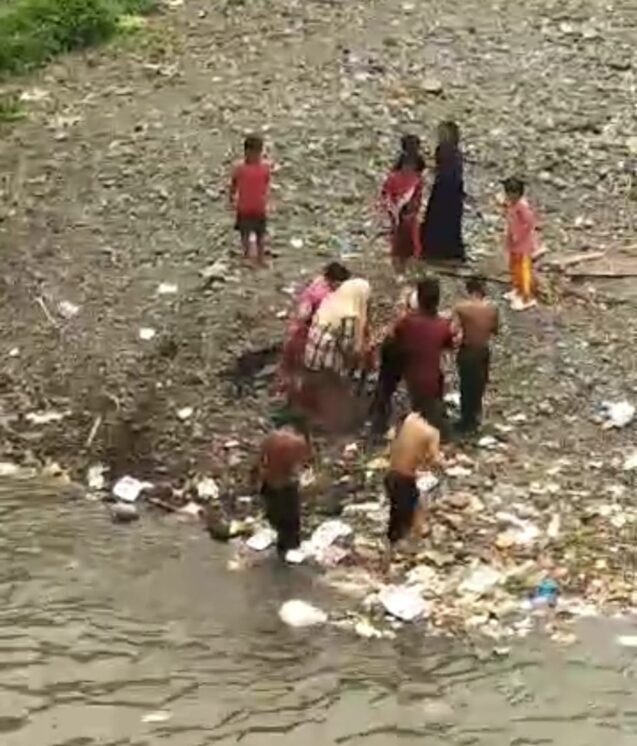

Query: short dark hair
[416,277,440,315]
[244,134,264,155]
[466,276,485,296]
[323,262,351,284]
[503,176,524,198]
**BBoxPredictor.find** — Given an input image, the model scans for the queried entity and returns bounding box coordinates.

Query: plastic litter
[178,501,203,519]
[445,464,472,478]
[531,578,560,609]
[285,548,307,564]
[157,282,178,295]
[279,599,327,628]
[308,519,353,551]
[26,410,68,425]
[8,347,20,358]
[177,406,194,421]
[112,475,153,503]
[378,585,429,622]
[354,618,386,639]
[416,471,439,494]
[246,527,277,551]
[290,237,304,249]
[623,451,637,471]
[58,300,80,319]
[0,462,20,477]
[139,327,156,341]
[196,477,219,501]
[459,565,503,595]
[478,435,500,449]
[87,463,107,491]
[600,400,635,429]
[547,513,561,539]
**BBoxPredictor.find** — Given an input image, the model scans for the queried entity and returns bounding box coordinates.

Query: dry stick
[146,496,178,513]
[35,296,59,327]
[85,415,102,448]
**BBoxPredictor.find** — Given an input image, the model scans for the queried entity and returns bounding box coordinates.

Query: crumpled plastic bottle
[531,578,560,609]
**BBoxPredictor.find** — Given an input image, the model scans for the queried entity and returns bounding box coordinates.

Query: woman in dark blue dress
[421,121,466,262]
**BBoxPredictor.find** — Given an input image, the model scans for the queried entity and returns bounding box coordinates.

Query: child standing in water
[254,421,311,558]
[380,145,424,274]
[230,135,271,266]
[503,177,538,310]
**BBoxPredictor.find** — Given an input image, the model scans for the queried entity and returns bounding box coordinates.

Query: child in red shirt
[230,135,271,266]
[503,177,538,309]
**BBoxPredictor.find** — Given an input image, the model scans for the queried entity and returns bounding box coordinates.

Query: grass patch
[0,0,159,76]
[0,92,26,123]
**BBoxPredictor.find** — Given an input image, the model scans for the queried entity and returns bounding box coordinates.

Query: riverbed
[2,482,637,746]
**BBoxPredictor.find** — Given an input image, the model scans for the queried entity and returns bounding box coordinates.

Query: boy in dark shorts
[385,411,442,549]
[453,277,499,433]
[230,134,271,266]
[254,421,311,557]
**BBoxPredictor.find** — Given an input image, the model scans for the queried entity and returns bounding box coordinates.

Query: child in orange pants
[503,177,538,309]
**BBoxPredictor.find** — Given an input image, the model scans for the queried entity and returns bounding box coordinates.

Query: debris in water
[87,463,107,491]
[279,599,327,627]
[378,585,429,622]
[0,462,20,477]
[8,347,20,358]
[246,527,277,551]
[178,501,203,519]
[141,710,172,724]
[177,406,194,421]
[110,502,140,523]
[112,475,153,503]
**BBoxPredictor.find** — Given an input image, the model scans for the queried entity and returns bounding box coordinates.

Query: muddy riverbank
[0,0,636,629]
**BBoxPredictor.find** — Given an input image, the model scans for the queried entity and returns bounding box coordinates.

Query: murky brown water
[2,482,637,746]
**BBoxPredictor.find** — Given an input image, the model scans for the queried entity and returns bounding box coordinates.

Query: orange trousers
[509,253,534,301]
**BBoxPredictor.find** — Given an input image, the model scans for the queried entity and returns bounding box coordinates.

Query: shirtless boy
[385,412,442,549]
[255,422,311,557]
[453,277,499,432]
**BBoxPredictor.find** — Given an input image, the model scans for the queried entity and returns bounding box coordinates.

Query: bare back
[454,299,498,347]
[260,428,310,487]
[389,413,441,478]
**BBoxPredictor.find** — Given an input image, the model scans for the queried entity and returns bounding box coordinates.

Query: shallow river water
[2,482,637,746]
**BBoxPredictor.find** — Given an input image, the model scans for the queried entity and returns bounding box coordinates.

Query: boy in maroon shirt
[393,277,459,439]
[230,135,271,266]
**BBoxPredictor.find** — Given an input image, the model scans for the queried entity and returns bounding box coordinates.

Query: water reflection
[1,484,636,745]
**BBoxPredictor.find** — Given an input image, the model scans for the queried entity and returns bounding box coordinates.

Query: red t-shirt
[231,160,270,217]
[394,312,454,398]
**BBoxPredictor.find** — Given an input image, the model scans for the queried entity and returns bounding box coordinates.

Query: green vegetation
[0,0,158,75]
[0,93,25,123]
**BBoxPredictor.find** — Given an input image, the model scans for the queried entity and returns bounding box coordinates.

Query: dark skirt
[421,178,465,261]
